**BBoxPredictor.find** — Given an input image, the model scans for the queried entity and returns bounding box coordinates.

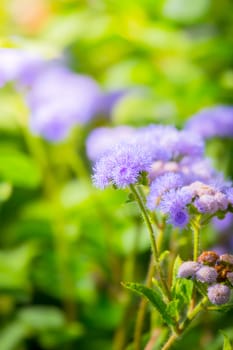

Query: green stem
[134,256,155,350]
[161,296,209,350]
[191,216,201,261]
[130,184,170,300]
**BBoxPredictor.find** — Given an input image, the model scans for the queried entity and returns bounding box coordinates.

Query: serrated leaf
[0,151,41,188]
[165,300,179,321]
[123,282,175,326]
[221,331,232,350]
[172,278,193,304]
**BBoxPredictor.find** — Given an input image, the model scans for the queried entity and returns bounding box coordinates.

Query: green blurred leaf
[0,182,12,202]
[221,331,232,350]
[0,321,27,350]
[0,150,41,188]
[0,244,37,290]
[17,306,66,331]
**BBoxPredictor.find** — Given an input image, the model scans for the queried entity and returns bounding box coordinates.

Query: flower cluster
[91,124,208,191]
[186,105,233,139]
[178,251,233,305]
[148,179,233,228]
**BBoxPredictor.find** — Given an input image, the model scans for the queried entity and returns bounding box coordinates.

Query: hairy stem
[130,184,170,300]
[161,296,209,350]
[191,215,201,261]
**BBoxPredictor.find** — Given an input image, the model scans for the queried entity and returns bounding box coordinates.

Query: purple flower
[0,48,44,87]
[207,284,231,305]
[147,173,184,210]
[186,105,233,139]
[94,89,128,116]
[168,207,190,228]
[86,126,135,162]
[178,261,201,278]
[136,125,204,161]
[225,188,233,206]
[196,266,218,284]
[29,104,74,141]
[92,142,152,189]
[159,187,193,214]
[213,212,233,232]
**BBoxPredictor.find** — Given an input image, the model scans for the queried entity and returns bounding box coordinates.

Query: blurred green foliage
[0,0,233,349]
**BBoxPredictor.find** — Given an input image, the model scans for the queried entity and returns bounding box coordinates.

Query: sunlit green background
[0,1,233,349]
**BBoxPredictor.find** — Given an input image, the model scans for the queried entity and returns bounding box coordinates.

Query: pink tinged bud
[207,284,231,305]
[196,266,218,284]
[178,261,201,278]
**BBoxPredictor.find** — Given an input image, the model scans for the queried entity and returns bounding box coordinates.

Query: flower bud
[196,266,217,284]
[178,261,201,278]
[197,251,219,266]
[207,284,231,305]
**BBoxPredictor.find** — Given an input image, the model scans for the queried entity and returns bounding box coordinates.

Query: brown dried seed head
[219,254,233,266]
[198,251,220,266]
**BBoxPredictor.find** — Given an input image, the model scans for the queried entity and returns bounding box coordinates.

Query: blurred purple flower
[213,212,233,232]
[186,105,233,139]
[86,126,135,162]
[0,48,44,87]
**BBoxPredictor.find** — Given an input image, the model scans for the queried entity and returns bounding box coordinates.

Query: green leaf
[159,250,170,263]
[17,306,66,331]
[221,331,232,350]
[123,282,175,326]
[0,321,27,350]
[0,150,41,188]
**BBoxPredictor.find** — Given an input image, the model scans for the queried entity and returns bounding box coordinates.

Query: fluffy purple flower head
[172,131,204,159]
[225,188,233,206]
[147,173,184,210]
[186,105,233,139]
[169,207,190,228]
[86,126,135,162]
[207,284,231,305]
[136,125,204,162]
[0,48,44,87]
[196,266,218,284]
[158,187,192,228]
[92,142,152,189]
[159,187,193,214]
[178,261,201,278]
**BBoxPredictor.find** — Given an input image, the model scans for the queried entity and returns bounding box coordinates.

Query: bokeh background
[0,1,233,349]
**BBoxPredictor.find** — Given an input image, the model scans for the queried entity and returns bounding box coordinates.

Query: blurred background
[0,1,233,349]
